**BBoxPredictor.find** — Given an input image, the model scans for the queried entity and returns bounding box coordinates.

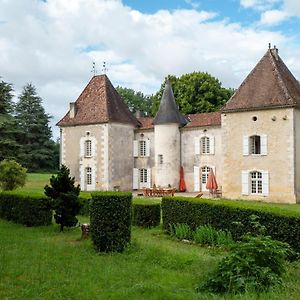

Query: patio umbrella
[206,169,218,192]
[179,166,186,192]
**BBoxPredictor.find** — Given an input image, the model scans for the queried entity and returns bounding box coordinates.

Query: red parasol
[179,166,186,192]
[206,169,218,191]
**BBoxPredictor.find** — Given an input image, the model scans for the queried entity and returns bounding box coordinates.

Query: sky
[1,0,300,139]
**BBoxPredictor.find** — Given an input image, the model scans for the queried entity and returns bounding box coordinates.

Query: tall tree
[116,86,152,116]
[151,72,234,116]
[15,83,54,171]
[0,79,20,160]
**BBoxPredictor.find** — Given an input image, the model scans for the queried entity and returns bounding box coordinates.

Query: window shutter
[133,168,139,189]
[243,136,249,156]
[194,166,200,192]
[262,171,269,196]
[210,136,215,155]
[133,140,138,157]
[146,168,151,188]
[261,134,267,155]
[241,170,249,195]
[145,140,150,157]
[211,166,216,175]
[194,137,200,155]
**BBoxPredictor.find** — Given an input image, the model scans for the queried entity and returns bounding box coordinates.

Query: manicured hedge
[132,203,161,228]
[90,192,132,253]
[161,197,300,252]
[78,197,91,216]
[0,192,52,226]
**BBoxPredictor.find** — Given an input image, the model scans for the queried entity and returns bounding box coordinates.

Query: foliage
[116,86,152,116]
[0,80,20,161]
[0,192,52,226]
[0,159,27,190]
[132,203,161,228]
[44,165,80,231]
[199,234,292,294]
[90,192,132,253]
[151,72,234,116]
[15,83,54,171]
[170,223,192,240]
[161,196,300,252]
[78,197,91,216]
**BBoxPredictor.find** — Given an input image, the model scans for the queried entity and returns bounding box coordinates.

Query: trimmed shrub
[90,192,132,253]
[0,160,27,190]
[161,197,300,252]
[132,203,161,228]
[0,192,52,226]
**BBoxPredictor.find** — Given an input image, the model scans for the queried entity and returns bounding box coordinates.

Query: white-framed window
[86,167,92,185]
[85,140,92,157]
[243,135,267,156]
[201,166,211,185]
[140,168,148,184]
[195,136,215,155]
[241,170,269,196]
[250,171,262,194]
[139,140,146,156]
[201,137,210,154]
[250,135,261,154]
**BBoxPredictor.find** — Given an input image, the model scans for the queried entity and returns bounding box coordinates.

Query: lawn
[2,173,300,299]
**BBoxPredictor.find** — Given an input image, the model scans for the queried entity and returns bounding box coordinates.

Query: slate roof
[137,112,221,130]
[57,75,140,127]
[222,47,300,113]
[153,80,188,126]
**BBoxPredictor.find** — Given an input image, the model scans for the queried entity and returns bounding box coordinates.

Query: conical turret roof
[153,80,187,126]
[57,74,140,127]
[222,46,300,112]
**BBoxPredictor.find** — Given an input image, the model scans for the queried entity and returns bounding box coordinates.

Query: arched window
[249,135,261,154]
[86,167,92,185]
[250,171,262,194]
[201,137,210,154]
[85,140,92,157]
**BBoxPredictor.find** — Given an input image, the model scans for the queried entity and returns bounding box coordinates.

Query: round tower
[153,80,187,188]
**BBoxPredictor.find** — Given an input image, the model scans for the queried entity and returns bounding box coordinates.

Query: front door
[201,166,211,192]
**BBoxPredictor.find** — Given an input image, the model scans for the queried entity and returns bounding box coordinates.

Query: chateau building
[58,47,300,203]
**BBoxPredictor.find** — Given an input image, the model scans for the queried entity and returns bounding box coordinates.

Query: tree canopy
[151,72,234,116]
[116,86,152,116]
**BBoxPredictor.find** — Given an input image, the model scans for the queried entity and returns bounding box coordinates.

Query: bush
[170,223,192,240]
[78,197,91,216]
[90,192,132,253]
[161,197,300,252]
[199,234,292,294]
[0,159,27,190]
[44,165,81,231]
[0,192,52,226]
[132,203,161,228]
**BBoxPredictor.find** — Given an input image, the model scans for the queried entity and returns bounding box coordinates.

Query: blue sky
[1,0,300,138]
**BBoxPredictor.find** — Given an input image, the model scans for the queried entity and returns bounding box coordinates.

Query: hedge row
[132,203,161,228]
[90,192,132,253]
[161,197,300,252]
[0,192,52,226]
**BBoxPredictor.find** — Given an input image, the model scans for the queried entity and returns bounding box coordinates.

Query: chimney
[69,102,76,118]
[271,45,279,60]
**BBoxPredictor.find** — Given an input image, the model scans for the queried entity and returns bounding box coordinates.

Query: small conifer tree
[44,165,81,231]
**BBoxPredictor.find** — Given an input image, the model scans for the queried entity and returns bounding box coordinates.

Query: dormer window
[85,140,92,157]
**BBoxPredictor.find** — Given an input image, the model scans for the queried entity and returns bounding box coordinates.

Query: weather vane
[102,61,108,74]
[91,62,98,76]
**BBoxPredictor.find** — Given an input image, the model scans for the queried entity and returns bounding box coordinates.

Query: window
[250,135,261,154]
[139,140,146,156]
[201,137,210,154]
[158,154,163,164]
[201,166,211,185]
[86,167,92,185]
[250,171,262,194]
[140,168,148,183]
[85,140,92,157]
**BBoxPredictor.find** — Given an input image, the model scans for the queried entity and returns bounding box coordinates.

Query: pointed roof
[57,75,140,127]
[222,47,300,113]
[153,80,188,126]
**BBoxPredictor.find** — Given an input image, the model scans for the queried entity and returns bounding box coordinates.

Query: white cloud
[259,9,289,25]
[0,0,299,139]
[283,0,300,17]
[240,0,280,11]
